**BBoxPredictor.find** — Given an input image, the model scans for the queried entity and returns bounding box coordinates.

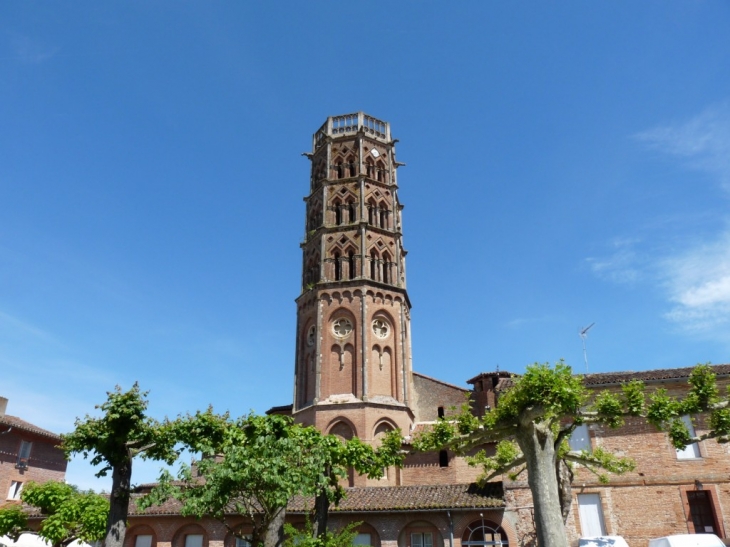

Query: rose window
[372,318,389,338]
[332,318,353,337]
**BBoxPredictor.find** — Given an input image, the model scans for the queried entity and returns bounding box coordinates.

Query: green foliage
[61,383,179,476]
[0,482,109,547]
[646,388,680,429]
[466,440,521,481]
[142,413,403,547]
[667,418,693,450]
[593,391,624,428]
[574,447,636,484]
[710,407,730,439]
[621,381,646,416]
[283,521,361,547]
[495,361,586,422]
[686,364,719,410]
[0,505,28,541]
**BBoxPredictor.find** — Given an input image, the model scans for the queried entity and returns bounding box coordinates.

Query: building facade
[0,396,68,503]
[121,114,730,547]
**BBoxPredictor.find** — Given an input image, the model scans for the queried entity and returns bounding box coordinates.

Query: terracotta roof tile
[582,364,730,386]
[0,415,62,440]
[129,483,504,516]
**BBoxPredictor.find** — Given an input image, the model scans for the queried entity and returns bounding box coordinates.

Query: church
[121,113,730,547]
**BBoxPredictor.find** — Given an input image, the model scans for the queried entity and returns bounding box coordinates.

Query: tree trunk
[556,458,574,524]
[104,458,132,547]
[516,423,569,547]
[262,507,286,547]
[312,490,330,539]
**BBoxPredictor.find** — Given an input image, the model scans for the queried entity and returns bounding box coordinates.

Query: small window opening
[17,441,32,468]
[437,406,445,418]
[439,450,449,467]
[334,203,342,226]
[348,251,356,280]
[7,481,23,500]
[334,252,341,281]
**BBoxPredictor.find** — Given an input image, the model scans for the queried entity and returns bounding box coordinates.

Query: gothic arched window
[370,250,379,281]
[378,201,388,229]
[367,199,377,226]
[382,252,391,284]
[334,251,342,281]
[333,200,342,226]
[348,250,356,280]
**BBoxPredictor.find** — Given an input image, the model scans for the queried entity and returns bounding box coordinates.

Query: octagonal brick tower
[293,113,414,482]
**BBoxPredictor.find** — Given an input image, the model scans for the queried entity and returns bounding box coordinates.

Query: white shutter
[578,493,606,537]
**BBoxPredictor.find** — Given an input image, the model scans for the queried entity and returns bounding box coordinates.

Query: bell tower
[293,113,414,465]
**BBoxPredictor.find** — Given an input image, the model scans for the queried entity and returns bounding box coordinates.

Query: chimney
[0,397,7,418]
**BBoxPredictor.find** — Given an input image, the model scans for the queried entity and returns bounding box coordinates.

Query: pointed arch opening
[370,249,379,281]
[347,156,357,177]
[382,251,391,284]
[378,201,389,229]
[333,250,342,281]
[367,198,377,226]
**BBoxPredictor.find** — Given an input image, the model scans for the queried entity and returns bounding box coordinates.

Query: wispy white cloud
[0,310,56,342]
[10,34,59,64]
[506,314,560,328]
[585,238,644,285]
[590,103,730,337]
[661,229,730,333]
[635,102,730,190]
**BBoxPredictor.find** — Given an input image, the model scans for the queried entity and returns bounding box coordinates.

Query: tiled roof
[466,371,515,385]
[0,415,62,440]
[129,482,504,516]
[266,404,293,415]
[464,364,730,390]
[412,372,470,392]
[582,364,730,386]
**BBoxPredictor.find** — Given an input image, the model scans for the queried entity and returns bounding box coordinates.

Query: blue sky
[2,2,730,491]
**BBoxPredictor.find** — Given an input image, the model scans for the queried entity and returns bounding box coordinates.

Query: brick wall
[0,428,67,500]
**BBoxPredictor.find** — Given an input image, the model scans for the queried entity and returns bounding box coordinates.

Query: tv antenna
[579,322,595,373]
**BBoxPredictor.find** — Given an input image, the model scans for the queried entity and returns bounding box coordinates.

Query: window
[677,415,701,460]
[687,490,718,534]
[462,520,508,547]
[185,536,203,547]
[439,450,449,468]
[135,536,153,547]
[17,440,32,468]
[577,493,606,537]
[354,534,372,547]
[235,538,252,547]
[7,481,23,500]
[411,533,433,547]
[569,424,591,453]
[437,407,445,418]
